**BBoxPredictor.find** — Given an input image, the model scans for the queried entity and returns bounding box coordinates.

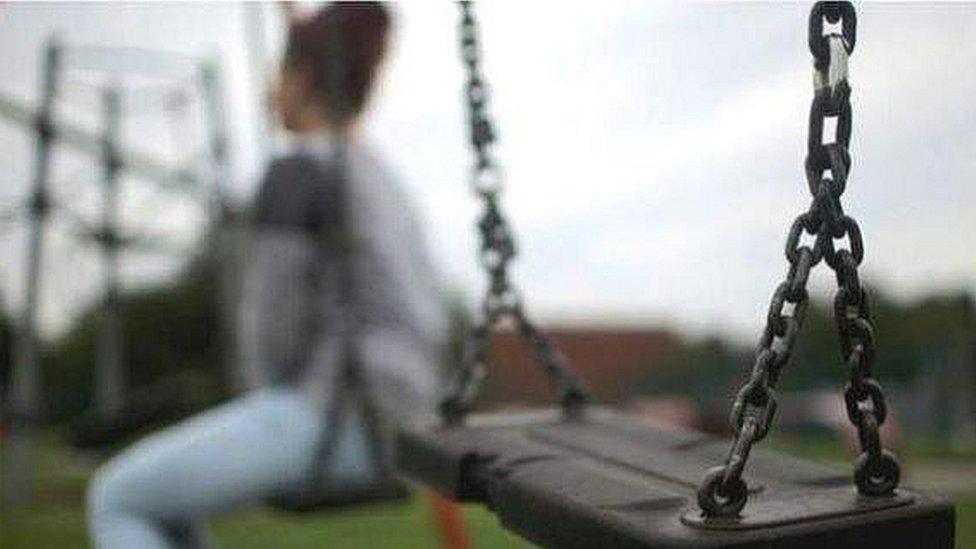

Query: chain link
[440,1,588,426]
[699,1,899,518]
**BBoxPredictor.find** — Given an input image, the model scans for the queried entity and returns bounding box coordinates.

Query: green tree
[43,240,223,428]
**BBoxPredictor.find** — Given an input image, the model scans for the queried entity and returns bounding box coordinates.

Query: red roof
[481,326,680,405]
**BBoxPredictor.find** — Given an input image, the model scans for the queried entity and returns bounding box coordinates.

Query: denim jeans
[87,387,372,549]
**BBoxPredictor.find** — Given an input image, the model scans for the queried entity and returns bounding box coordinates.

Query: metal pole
[2,36,61,510]
[94,85,125,418]
[0,92,199,194]
[201,61,242,395]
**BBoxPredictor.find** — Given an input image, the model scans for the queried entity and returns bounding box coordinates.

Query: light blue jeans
[87,387,373,549]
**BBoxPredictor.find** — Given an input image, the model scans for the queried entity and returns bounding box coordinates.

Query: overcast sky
[1,2,974,342]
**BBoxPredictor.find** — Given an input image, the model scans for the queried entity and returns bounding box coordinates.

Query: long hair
[285,2,391,127]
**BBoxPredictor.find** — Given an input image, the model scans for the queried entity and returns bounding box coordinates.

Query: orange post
[427,491,470,549]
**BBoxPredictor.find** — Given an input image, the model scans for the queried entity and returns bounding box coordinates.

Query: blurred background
[0,2,974,548]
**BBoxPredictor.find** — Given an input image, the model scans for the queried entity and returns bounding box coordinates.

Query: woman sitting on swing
[87,3,447,547]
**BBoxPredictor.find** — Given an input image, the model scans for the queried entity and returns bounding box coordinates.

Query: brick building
[480,326,681,406]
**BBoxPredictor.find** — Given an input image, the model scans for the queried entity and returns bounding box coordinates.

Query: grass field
[2,497,532,548]
[0,434,531,548]
[1,433,974,548]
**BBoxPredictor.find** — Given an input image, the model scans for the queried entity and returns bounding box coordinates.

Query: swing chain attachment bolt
[699,466,748,519]
[699,1,899,518]
[440,1,590,427]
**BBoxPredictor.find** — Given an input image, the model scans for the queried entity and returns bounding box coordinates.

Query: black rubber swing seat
[397,408,954,548]
[266,479,410,513]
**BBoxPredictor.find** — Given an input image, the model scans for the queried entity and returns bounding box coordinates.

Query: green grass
[2,433,975,548]
[1,497,531,548]
[0,434,532,548]
[956,494,976,549]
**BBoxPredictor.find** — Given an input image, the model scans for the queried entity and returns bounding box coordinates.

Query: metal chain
[440,1,588,426]
[698,1,899,518]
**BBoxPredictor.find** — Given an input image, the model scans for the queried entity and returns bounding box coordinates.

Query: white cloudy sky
[0,2,974,342]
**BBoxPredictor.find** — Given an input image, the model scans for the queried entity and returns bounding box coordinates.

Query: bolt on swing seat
[396,2,955,547]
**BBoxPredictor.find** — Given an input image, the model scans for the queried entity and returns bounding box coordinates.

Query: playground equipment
[397,2,955,547]
[1,37,233,508]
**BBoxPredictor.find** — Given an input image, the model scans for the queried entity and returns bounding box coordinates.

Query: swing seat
[266,478,410,513]
[397,408,954,548]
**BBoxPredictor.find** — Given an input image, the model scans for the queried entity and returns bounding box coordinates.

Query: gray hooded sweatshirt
[238,136,447,427]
